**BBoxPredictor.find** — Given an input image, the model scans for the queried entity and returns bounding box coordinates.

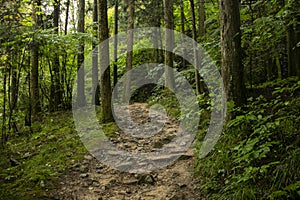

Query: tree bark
[64,0,70,35]
[219,0,246,107]
[180,0,186,68]
[99,0,113,122]
[124,0,134,102]
[164,0,175,91]
[198,0,205,39]
[92,0,100,105]
[190,0,201,95]
[51,0,62,111]
[31,0,42,120]
[76,0,87,107]
[113,0,119,87]
[2,67,7,146]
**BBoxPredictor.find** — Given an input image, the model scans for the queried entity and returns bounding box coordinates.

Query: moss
[0,111,87,199]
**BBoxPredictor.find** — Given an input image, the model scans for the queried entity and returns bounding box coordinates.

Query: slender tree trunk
[198,0,205,39]
[99,0,113,122]
[180,0,186,68]
[151,0,162,63]
[287,0,300,78]
[51,0,62,111]
[2,67,7,146]
[124,0,134,102]
[113,0,119,87]
[287,23,295,77]
[64,0,70,35]
[76,0,87,107]
[62,0,70,108]
[276,53,282,80]
[92,0,100,105]
[294,1,300,78]
[197,0,206,93]
[219,0,246,107]
[190,0,201,95]
[164,0,175,91]
[30,0,42,121]
[10,56,18,129]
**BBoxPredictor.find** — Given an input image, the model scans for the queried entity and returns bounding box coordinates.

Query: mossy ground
[0,110,119,199]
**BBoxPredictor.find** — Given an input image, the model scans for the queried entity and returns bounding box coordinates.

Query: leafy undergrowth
[196,77,300,199]
[0,111,88,199]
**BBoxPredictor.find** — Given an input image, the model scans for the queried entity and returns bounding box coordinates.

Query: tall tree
[287,0,300,78]
[164,0,175,91]
[99,0,113,122]
[219,0,246,107]
[2,65,7,146]
[190,0,201,95]
[151,0,163,63]
[113,0,119,87]
[76,0,87,107]
[31,0,42,120]
[124,0,134,101]
[198,0,205,39]
[180,0,186,68]
[64,0,70,35]
[51,0,62,111]
[92,0,100,105]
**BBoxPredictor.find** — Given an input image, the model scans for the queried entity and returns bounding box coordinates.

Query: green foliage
[196,78,300,199]
[0,111,87,199]
[148,88,181,119]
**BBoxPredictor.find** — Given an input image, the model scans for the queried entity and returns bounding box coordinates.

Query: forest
[0,0,300,199]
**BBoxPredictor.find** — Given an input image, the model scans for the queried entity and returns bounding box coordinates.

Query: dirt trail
[53,103,200,200]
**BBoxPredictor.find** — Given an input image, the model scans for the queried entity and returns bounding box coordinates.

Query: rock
[82,160,89,165]
[96,164,104,169]
[137,147,144,151]
[84,155,93,160]
[178,183,187,188]
[139,174,155,185]
[92,181,100,187]
[88,186,94,190]
[40,180,45,188]
[82,182,89,187]
[126,188,132,194]
[101,185,107,190]
[79,173,88,178]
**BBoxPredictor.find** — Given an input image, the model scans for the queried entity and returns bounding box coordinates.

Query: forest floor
[51,103,201,200]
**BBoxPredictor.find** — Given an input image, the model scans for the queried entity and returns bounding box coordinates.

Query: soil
[51,103,201,200]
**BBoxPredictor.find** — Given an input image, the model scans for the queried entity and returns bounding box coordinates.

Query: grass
[0,111,87,199]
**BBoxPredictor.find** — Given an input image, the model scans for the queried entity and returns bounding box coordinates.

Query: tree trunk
[294,1,300,78]
[51,0,62,111]
[190,0,201,95]
[198,0,205,39]
[219,0,246,107]
[92,0,100,105]
[30,0,42,120]
[113,0,119,87]
[99,0,113,122]
[152,0,163,63]
[287,22,296,77]
[124,0,134,102]
[76,0,87,107]
[287,0,300,78]
[164,0,175,91]
[180,0,186,68]
[64,0,70,35]
[2,67,7,146]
